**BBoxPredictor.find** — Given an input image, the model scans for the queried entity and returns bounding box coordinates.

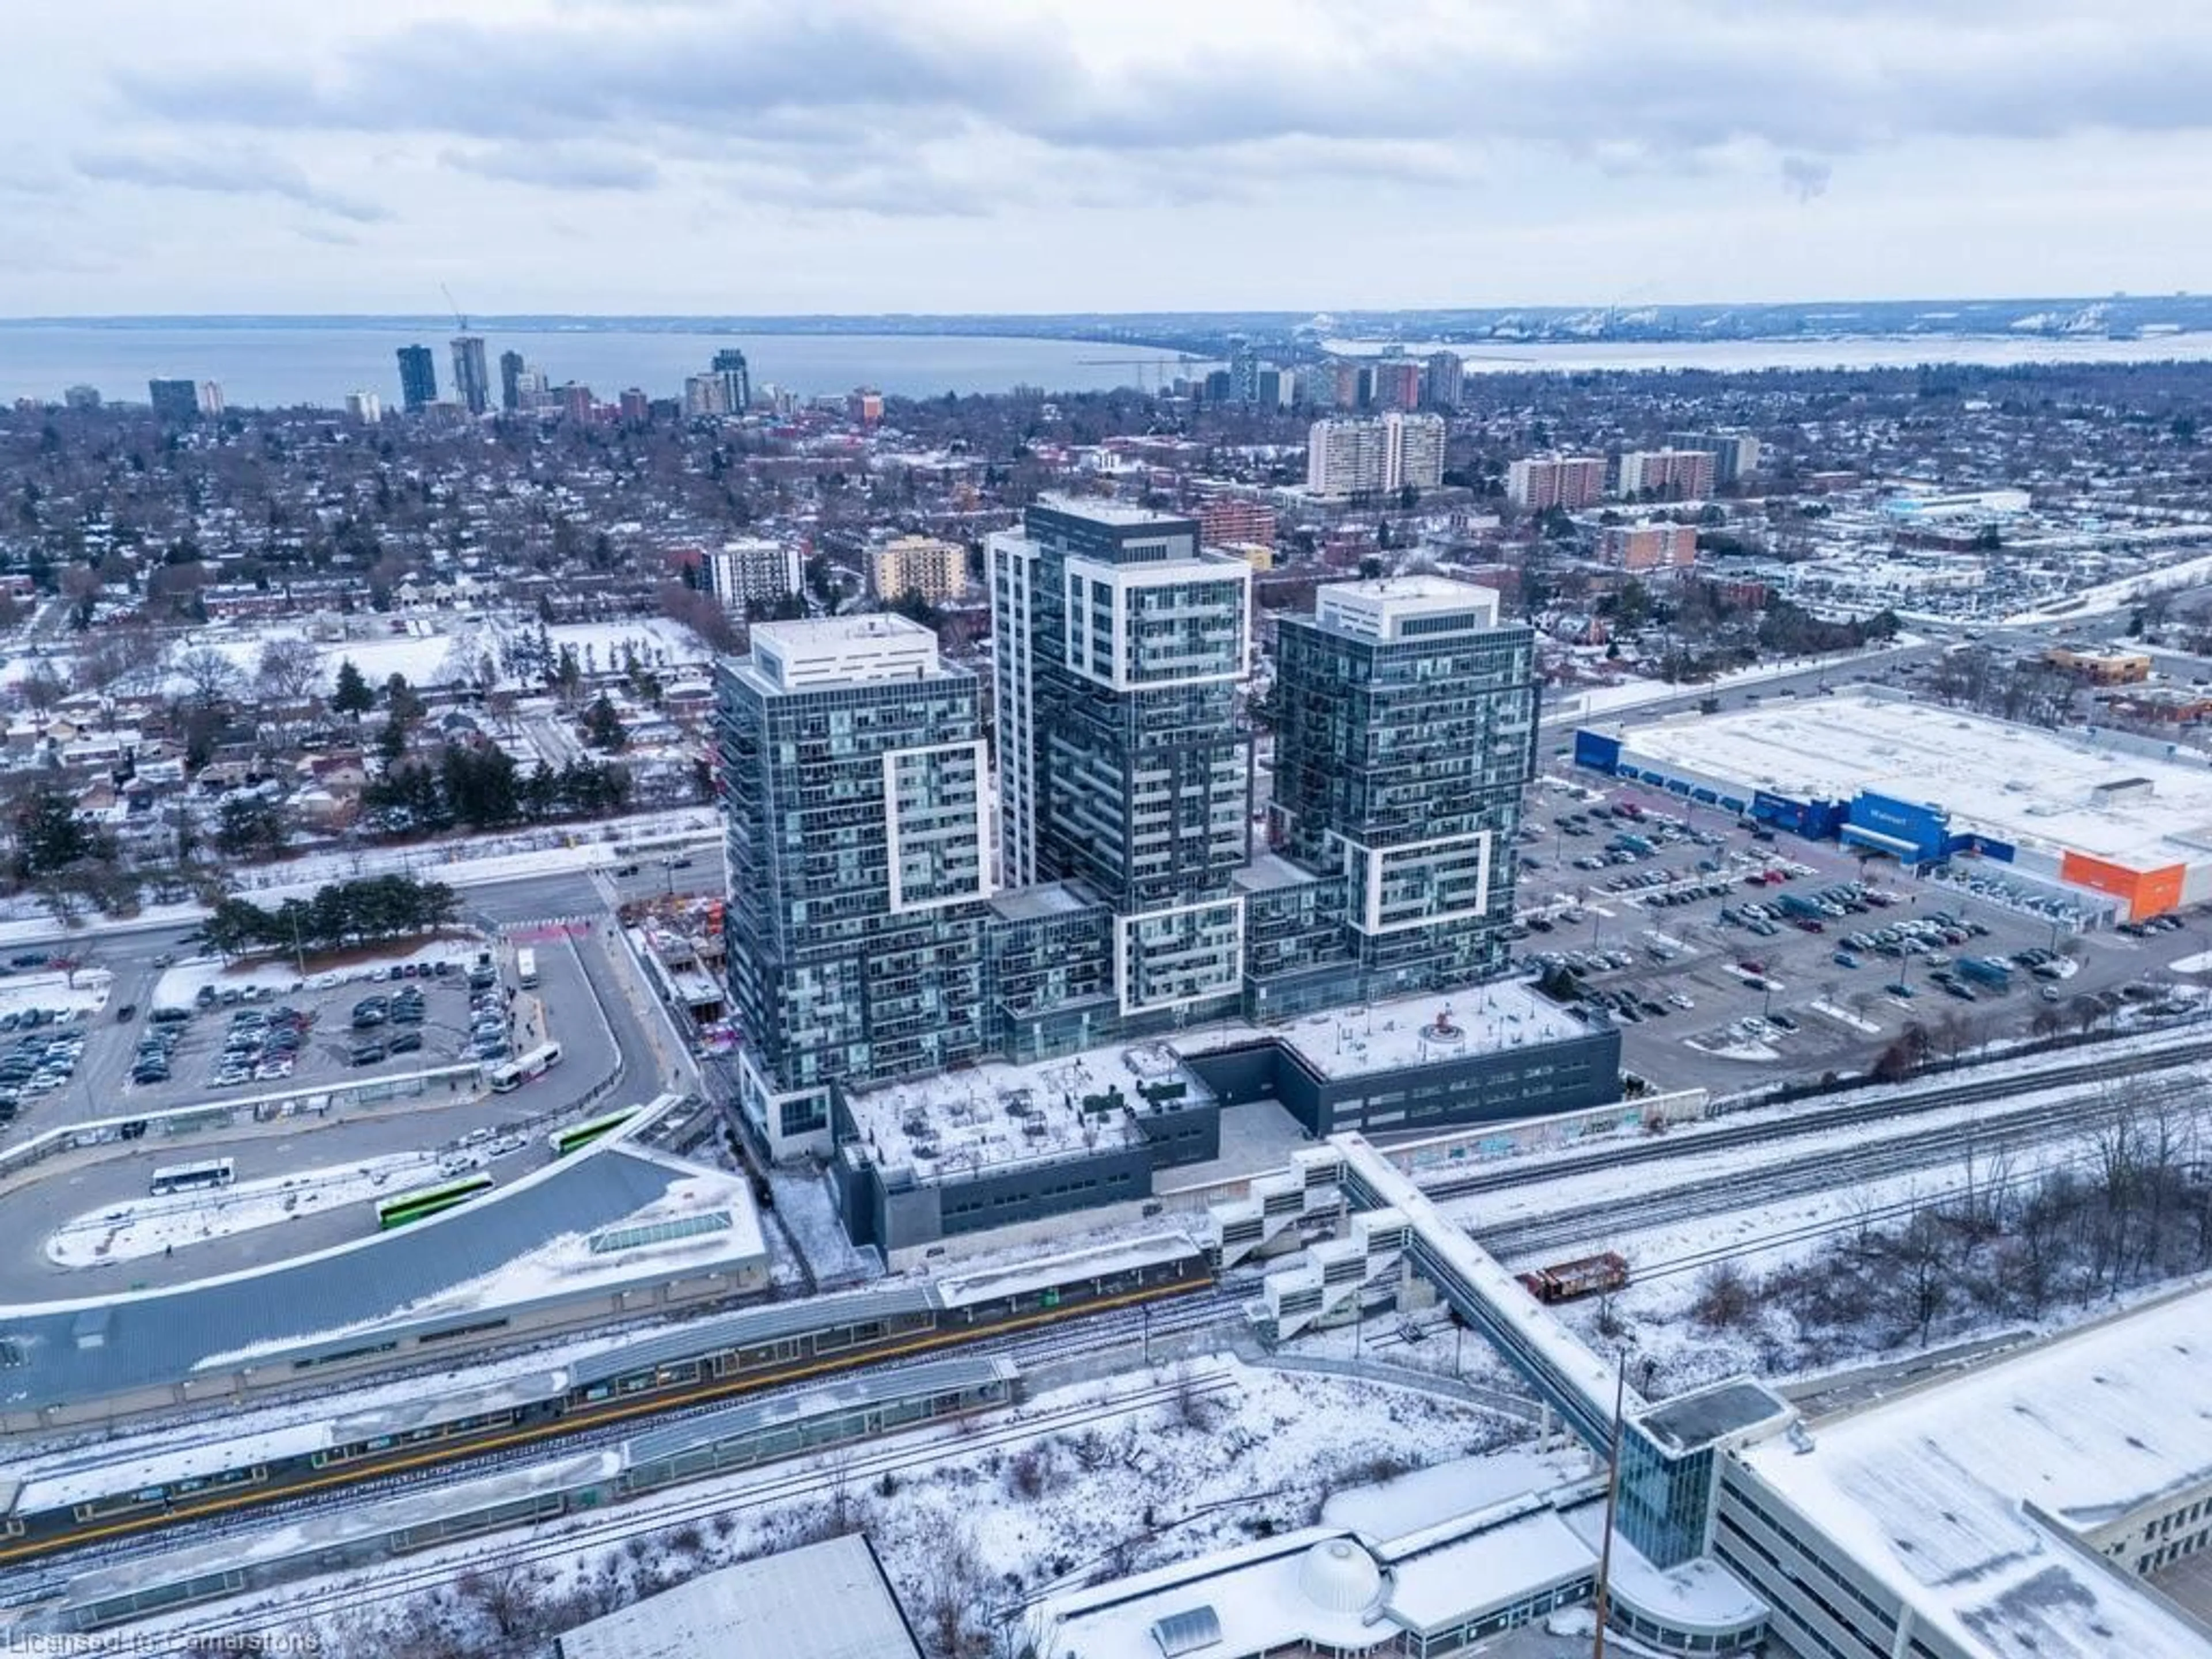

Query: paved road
[0,881,679,1300]
[1536,638,1952,750]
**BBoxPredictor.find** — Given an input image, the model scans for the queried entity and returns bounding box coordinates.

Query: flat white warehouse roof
[1612,692,2212,868]
[1736,1285,2212,1659]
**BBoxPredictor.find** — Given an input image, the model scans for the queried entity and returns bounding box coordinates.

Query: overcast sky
[9,0,2212,317]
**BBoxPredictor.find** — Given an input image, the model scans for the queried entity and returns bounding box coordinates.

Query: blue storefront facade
[1837,791,1948,865]
[1574,732,1960,865]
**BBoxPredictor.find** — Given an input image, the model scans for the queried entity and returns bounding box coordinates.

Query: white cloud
[3,0,2211,311]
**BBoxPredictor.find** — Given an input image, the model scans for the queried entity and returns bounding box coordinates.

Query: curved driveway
[0,872,677,1302]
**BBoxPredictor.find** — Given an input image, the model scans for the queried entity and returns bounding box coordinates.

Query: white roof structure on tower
[748,615,941,690]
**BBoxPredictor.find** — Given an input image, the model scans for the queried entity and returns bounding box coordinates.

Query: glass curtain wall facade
[1271,582,1538,1000]
[717,619,991,1153]
[990,501,1255,1027]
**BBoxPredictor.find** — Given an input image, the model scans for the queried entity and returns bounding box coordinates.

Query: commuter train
[0,1232,1210,1562]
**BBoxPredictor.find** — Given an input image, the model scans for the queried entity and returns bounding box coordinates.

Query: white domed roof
[1298,1537,1382,1613]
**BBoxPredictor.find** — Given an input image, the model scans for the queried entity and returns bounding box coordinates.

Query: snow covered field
[185,616,714,696]
[126,1354,1547,1656]
[44,1152,443,1267]
[0,966,109,1020]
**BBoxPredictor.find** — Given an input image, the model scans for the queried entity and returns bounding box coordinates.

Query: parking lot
[109,947,524,1118]
[1513,771,2212,1092]
[0,1021,89,1131]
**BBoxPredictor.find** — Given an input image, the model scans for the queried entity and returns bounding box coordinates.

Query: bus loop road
[0,872,672,1304]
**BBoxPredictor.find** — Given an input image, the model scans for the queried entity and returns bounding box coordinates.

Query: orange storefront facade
[2058,850,2188,921]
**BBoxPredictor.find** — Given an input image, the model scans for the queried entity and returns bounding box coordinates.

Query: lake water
[1329,332,2212,374]
[0,325,1197,410]
[10,321,2212,411]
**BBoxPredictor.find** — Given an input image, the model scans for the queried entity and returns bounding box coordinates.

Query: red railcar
[1516,1251,1631,1304]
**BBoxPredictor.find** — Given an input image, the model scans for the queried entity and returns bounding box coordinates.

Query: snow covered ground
[0,965,110,1020]
[766,1165,878,1288]
[124,1353,1543,1656]
[1546,637,1922,724]
[184,616,713,697]
[0,808,721,952]
[45,1152,444,1267]
[1523,1124,2198,1399]
[2002,547,2212,624]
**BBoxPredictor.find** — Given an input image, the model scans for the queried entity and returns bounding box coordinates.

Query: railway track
[1423,1035,2212,1205]
[134,1365,1249,1645]
[1476,1077,2199,1264]
[0,1281,1244,1596]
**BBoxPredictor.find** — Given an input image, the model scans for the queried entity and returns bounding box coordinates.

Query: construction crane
[441,283,469,334]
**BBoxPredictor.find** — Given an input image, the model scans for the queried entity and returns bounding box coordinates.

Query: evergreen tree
[11,782,99,879]
[332,657,374,717]
[584,695,628,752]
[384,673,426,723]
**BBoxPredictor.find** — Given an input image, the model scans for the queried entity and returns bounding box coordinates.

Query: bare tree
[1690,1259,1758,1332]
[171,644,244,709]
[1895,1207,1952,1349]
[918,1525,990,1659]
[1169,1362,1216,1431]
[74,625,148,694]
[256,635,325,703]
[14,661,66,718]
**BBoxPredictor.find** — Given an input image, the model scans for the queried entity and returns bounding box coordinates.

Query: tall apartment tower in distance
[1425,350,1464,409]
[147,379,199,423]
[990,499,1253,1014]
[450,335,491,415]
[870,535,968,605]
[1370,359,1422,412]
[1666,430,1762,486]
[1306,413,1446,497]
[1228,337,1259,403]
[396,344,437,412]
[499,349,525,412]
[1270,578,1537,997]
[1616,448,1717,501]
[717,616,993,1145]
[700,537,803,613]
[1505,454,1607,511]
[711,348,751,414]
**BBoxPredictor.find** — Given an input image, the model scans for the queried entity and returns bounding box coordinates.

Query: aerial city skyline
[2,5,2211,1657]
